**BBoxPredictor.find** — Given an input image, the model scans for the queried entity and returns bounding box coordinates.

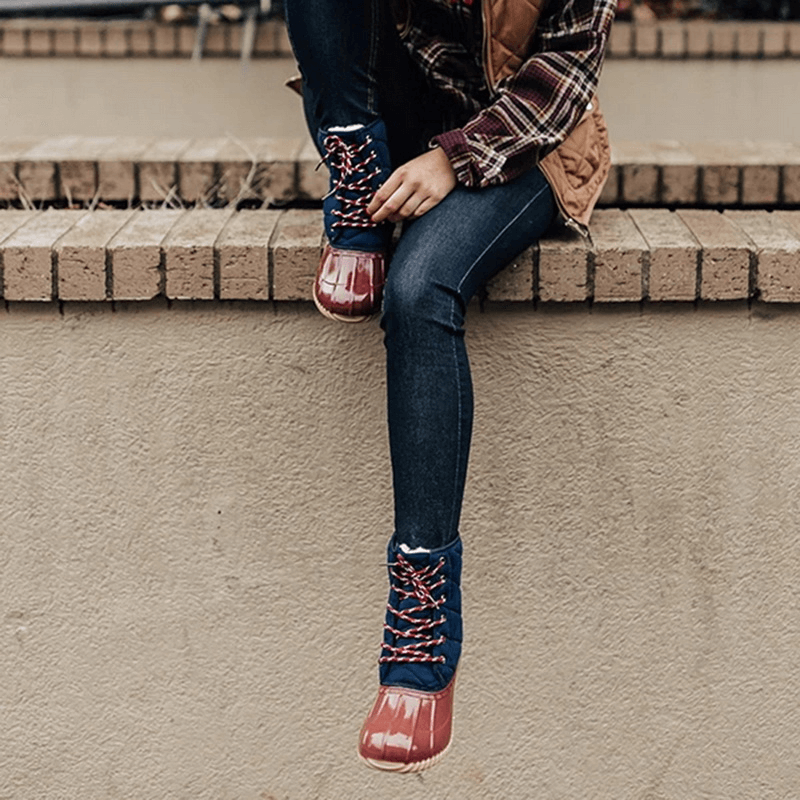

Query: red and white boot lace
[380,554,447,665]
[359,547,458,772]
[321,133,383,232]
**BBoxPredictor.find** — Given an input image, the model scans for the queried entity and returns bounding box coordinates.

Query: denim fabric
[285,0,557,550]
[284,0,385,131]
[284,0,452,165]
[383,170,555,550]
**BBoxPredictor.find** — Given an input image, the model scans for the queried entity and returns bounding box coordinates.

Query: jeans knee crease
[455,181,551,295]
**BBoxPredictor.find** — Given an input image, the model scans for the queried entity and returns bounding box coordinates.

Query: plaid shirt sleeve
[433,0,617,188]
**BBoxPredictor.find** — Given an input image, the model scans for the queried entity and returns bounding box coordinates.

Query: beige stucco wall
[1,299,799,799]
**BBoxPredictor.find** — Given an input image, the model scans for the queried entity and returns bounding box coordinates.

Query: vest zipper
[548,181,591,241]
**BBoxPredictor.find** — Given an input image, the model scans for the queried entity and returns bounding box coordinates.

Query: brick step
[0,207,798,304]
[0,135,318,205]
[1,18,799,60]
[0,17,292,59]
[608,20,800,59]
[603,141,800,207]
[1,136,799,208]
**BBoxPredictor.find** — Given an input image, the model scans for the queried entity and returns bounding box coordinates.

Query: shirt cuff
[432,129,480,188]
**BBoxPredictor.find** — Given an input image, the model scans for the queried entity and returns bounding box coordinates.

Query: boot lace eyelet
[322,133,383,231]
[379,553,449,665]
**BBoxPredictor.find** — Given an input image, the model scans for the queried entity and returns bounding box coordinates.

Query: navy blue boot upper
[318,117,393,252]
[379,535,463,693]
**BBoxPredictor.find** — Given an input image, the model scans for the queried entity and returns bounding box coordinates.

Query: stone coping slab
[0,135,305,205]
[1,207,799,304]
[602,140,800,208]
[609,20,800,59]
[1,137,799,208]
[0,18,292,58]
[1,18,798,60]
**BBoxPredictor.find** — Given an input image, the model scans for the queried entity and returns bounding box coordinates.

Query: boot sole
[312,281,372,324]
[358,738,452,774]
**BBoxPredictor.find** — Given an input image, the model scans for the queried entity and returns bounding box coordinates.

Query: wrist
[428,145,456,179]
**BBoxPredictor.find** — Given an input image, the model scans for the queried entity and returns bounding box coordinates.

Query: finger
[371,183,417,223]
[367,168,404,216]
[387,192,429,223]
[410,195,441,218]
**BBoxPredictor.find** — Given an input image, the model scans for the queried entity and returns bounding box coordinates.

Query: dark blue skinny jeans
[285,0,557,550]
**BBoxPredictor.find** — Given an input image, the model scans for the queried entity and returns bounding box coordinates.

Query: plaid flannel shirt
[402,0,617,188]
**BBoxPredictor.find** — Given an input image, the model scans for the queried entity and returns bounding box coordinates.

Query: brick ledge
[0,18,292,58]
[609,19,800,58]
[0,137,798,209]
[1,18,799,60]
[0,208,799,304]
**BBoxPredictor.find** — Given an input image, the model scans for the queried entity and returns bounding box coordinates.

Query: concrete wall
[1,299,799,798]
[2,57,800,142]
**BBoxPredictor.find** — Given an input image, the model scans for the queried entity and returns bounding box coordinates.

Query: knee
[381,262,458,335]
[383,266,428,321]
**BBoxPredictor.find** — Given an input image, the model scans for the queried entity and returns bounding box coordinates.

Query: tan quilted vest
[482,0,549,89]
[488,0,610,228]
[394,0,611,228]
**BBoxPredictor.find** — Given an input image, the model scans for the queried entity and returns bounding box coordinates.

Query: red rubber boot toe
[313,243,387,323]
[358,677,456,773]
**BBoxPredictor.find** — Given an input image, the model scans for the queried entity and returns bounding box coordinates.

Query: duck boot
[314,118,393,323]
[358,536,462,772]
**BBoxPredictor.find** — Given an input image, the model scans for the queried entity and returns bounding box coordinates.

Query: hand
[367,147,457,224]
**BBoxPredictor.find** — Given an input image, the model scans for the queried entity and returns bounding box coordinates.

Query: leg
[284,0,435,322]
[284,0,435,163]
[359,166,557,772]
[383,166,558,550]
[284,0,383,135]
